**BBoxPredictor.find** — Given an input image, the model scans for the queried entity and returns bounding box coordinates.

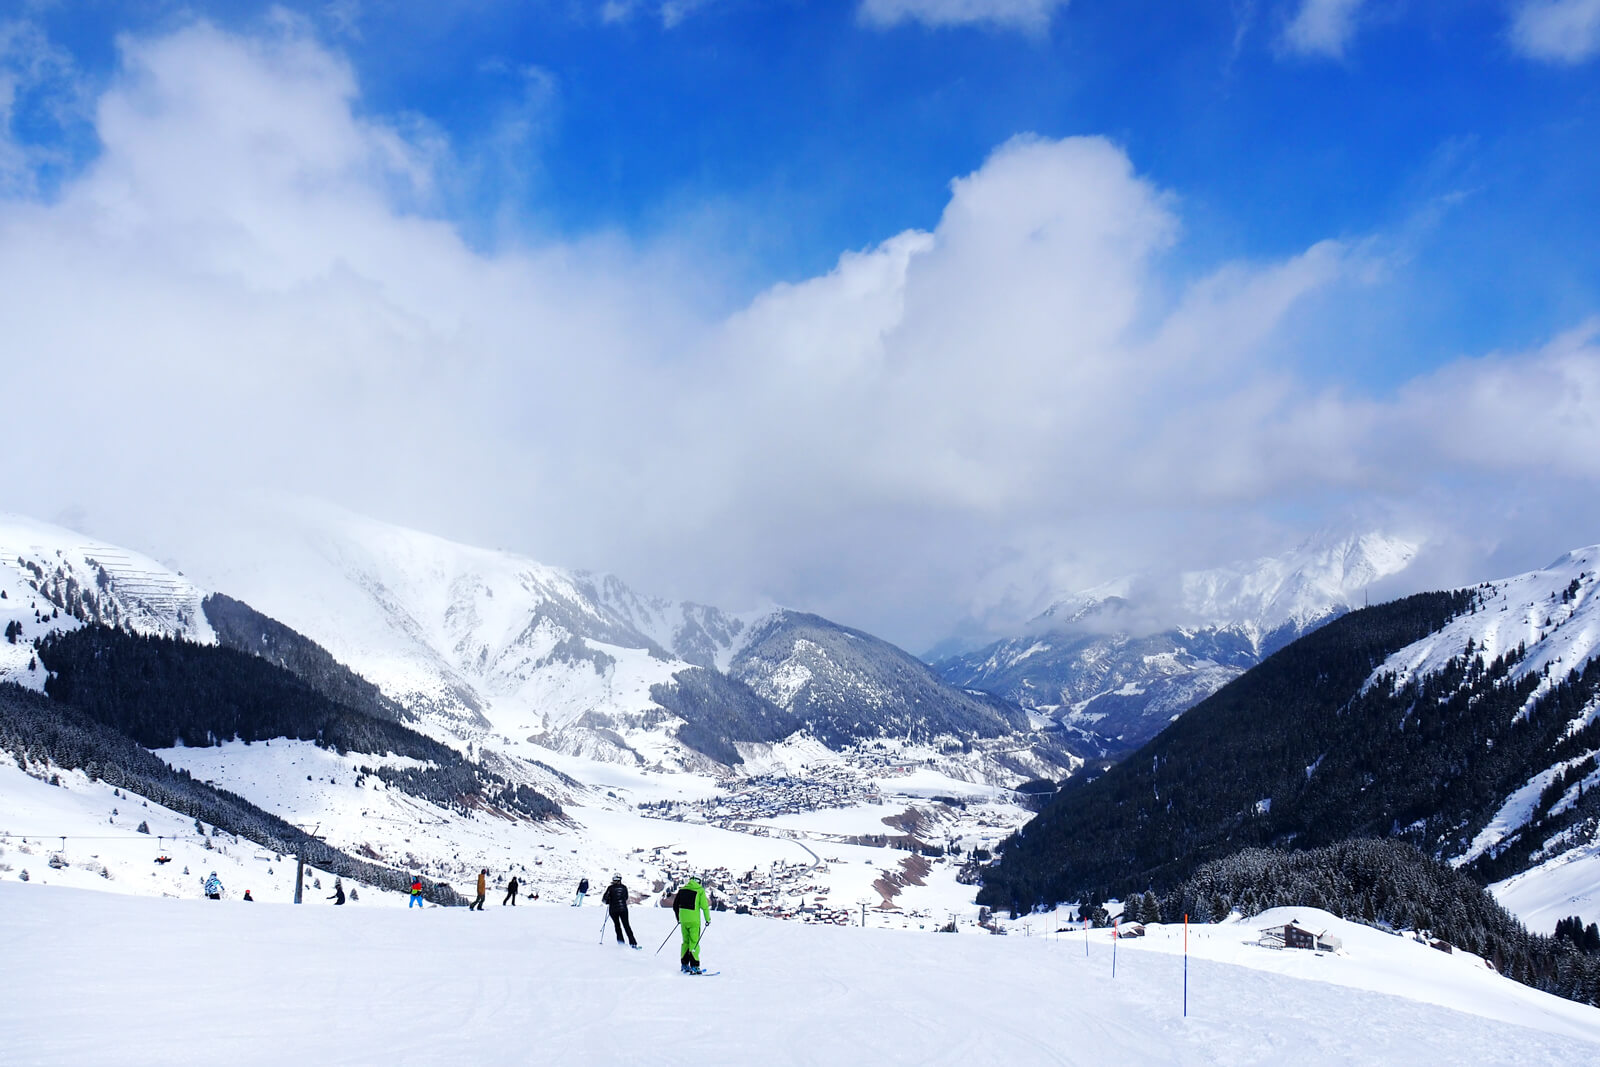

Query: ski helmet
[612,874,622,883]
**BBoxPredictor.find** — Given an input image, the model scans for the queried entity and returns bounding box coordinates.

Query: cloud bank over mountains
[1,18,1598,649]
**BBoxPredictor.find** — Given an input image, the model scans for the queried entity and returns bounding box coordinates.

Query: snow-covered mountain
[1394,546,1600,925]
[724,610,1074,782]
[936,532,1422,755]
[982,540,1600,937]
[1,503,1061,928]
[4,503,1069,782]
[0,514,215,690]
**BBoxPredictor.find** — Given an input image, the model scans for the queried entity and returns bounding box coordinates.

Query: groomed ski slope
[3,884,1598,1065]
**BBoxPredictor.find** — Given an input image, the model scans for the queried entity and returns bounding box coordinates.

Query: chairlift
[154,835,172,864]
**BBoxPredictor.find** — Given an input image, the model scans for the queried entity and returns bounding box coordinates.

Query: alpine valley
[8,503,1600,1015]
[0,503,1071,927]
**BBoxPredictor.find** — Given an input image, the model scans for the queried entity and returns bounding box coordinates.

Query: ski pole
[599,912,610,945]
[655,918,681,955]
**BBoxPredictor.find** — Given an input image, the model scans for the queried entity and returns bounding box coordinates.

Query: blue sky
[24,0,1600,361]
[3,1,1600,645]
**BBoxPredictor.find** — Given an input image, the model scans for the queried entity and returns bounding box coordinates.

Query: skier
[328,879,346,905]
[602,874,638,947]
[503,876,520,906]
[674,875,711,973]
[409,876,425,908]
[203,871,224,900]
[573,877,589,907]
[242,890,254,902]
[470,869,488,911]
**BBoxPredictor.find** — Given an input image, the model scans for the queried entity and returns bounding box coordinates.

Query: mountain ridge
[976,543,1600,928]
[936,531,1423,755]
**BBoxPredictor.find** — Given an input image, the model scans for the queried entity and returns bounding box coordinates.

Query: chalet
[1258,920,1342,953]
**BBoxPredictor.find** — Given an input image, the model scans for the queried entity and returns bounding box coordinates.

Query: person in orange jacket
[409,876,425,908]
[470,868,487,911]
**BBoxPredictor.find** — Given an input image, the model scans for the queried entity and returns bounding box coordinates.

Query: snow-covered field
[3,884,1598,1065]
[1493,849,1600,935]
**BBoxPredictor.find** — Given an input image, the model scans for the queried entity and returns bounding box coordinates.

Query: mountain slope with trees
[36,625,561,821]
[0,683,463,904]
[978,589,1479,909]
[981,547,1600,922]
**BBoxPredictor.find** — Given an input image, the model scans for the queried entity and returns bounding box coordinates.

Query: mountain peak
[1034,530,1423,638]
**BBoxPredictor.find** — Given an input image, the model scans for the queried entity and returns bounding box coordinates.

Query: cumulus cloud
[2,19,1598,650]
[857,0,1070,33]
[1280,0,1367,58]
[1511,0,1600,63]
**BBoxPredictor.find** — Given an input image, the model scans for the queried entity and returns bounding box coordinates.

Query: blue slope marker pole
[1084,918,1089,956]
[1183,913,1189,1018]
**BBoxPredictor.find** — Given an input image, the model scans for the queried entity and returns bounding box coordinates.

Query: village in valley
[613,757,1034,931]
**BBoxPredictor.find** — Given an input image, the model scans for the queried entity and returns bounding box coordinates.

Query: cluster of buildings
[642,768,882,826]
[642,846,858,925]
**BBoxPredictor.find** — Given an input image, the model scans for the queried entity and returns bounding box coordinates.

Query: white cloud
[857,0,1070,33]
[1511,0,1600,63]
[3,20,1599,650]
[597,0,717,29]
[1280,0,1367,58]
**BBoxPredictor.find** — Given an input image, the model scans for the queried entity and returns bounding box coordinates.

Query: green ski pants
[679,913,703,966]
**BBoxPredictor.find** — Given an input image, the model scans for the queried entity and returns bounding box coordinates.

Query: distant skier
[602,874,638,947]
[242,890,254,902]
[328,879,345,905]
[574,877,589,907]
[409,876,425,908]
[470,869,488,911]
[203,871,224,900]
[674,876,711,973]
[503,876,520,906]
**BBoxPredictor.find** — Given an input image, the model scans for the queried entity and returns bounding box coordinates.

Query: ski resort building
[1259,921,1342,952]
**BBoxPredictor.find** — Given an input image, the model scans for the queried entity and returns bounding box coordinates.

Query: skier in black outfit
[503,876,519,906]
[328,879,345,905]
[602,874,637,946]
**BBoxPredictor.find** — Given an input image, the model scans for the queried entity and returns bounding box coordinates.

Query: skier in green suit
[673,876,711,974]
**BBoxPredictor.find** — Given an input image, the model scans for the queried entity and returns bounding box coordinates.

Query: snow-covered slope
[0,514,214,690]
[170,502,730,745]
[1368,545,1600,699]
[1355,545,1600,930]
[938,532,1421,754]
[3,884,1597,1064]
[146,500,1064,780]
